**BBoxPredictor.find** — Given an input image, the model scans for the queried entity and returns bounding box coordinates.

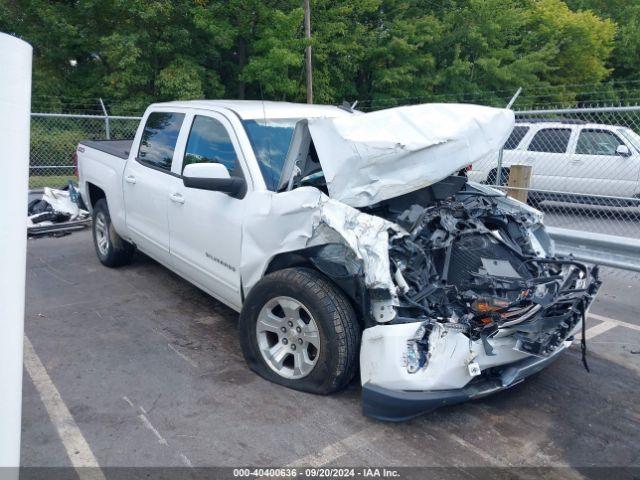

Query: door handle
[125,175,136,184]
[169,193,185,204]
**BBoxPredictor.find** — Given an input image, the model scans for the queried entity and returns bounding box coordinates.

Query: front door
[567,128,640,197]
[168,112,248,310]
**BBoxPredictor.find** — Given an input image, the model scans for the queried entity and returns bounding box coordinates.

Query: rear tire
[239,267,360,394]
[92,199,135,267]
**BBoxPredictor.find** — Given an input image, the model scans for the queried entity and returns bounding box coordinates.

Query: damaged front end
[242,103,602,421]
[359,178,601,421]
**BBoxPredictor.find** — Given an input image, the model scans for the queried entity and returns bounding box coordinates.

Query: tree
[0,0,619,111]
[356,0,615,108]
[567,0,640,82]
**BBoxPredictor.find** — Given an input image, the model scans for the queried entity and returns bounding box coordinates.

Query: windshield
[618,127,640,152]
[242,118,299,191]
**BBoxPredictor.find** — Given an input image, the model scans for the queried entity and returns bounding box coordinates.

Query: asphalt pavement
[20,230,640,477]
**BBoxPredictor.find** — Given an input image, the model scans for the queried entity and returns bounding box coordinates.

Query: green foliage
[359,0,616,107]
[29,175,77,189]
[563,0,640,104]
[0,0,624,111]
[567,0,640,82]
[240,6,306,99]
[30,122,89,171]
[29,118,104,174]
[28,116,138,177]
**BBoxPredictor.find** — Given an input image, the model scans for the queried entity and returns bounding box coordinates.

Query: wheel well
[87,183,106,210]
[264,252,313,275]
[263,249,369,327]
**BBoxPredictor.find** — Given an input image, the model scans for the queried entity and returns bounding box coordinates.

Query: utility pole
[99,98,110,140]
[304,0,313,104]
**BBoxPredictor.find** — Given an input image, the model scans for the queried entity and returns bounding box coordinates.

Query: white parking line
[286,425,384,467]
[24,336,106,480]
[167,343,198,368]
[437,428,511,466]
[584,321,618,340]
[589,312,640,333]
[578,312,640,340]
[122,396,193,467]
[179,453,194,467]
[137,413,168,445]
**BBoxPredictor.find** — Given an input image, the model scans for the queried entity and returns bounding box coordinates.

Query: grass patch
[30,175,77,189]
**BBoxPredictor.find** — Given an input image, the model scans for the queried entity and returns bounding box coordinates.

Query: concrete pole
[0,33,32,468]
[304,0,313,104]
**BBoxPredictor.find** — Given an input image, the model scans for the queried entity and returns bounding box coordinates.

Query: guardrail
[547,227,640,272]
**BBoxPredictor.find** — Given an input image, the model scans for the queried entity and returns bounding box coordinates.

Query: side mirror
[183,163,246,198]
[616,144,631,157]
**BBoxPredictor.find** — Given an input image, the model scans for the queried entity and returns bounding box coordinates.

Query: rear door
[167,111,248,310]
[519,127,575,192]
[567,128,640,197]
[123,111,185,265]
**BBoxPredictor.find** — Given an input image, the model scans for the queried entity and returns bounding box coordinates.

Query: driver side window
[575,129,624,156]
[183,116,242,177]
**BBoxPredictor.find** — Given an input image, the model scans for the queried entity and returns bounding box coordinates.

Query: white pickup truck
[77,100,600,421]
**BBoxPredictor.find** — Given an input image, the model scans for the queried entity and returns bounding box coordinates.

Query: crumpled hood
[307,103,515,208]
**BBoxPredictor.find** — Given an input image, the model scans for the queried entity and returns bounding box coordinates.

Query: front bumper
[362,340,569,422]
[360,263,601,422]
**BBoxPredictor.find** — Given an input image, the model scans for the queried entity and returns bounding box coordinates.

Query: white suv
[469,119,640,205]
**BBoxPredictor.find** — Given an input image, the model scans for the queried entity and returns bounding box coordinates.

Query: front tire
[92,198,135,267]
[239,268,360,394]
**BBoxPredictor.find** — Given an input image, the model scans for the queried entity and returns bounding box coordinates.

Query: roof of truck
[151,100,352,120]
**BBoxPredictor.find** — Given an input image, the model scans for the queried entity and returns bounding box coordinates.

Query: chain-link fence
[29,113,141,188]
[27,103,640,268]
[471,105,640,243]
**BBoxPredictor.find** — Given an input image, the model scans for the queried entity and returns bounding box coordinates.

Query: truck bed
[79,139,134,160]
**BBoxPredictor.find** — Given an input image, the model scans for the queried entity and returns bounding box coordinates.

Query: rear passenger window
[576,129,624,155]
[137,112,185,171]
[182,116,241,176]
[527,128,571,153]
[504,126,529,150]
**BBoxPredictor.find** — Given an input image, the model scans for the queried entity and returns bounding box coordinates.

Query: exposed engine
[365,176,601,361]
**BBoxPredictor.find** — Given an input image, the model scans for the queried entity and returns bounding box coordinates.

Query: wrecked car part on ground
[28,185,90,237]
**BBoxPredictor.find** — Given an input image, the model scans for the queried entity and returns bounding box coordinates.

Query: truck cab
[79,101,349,310]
